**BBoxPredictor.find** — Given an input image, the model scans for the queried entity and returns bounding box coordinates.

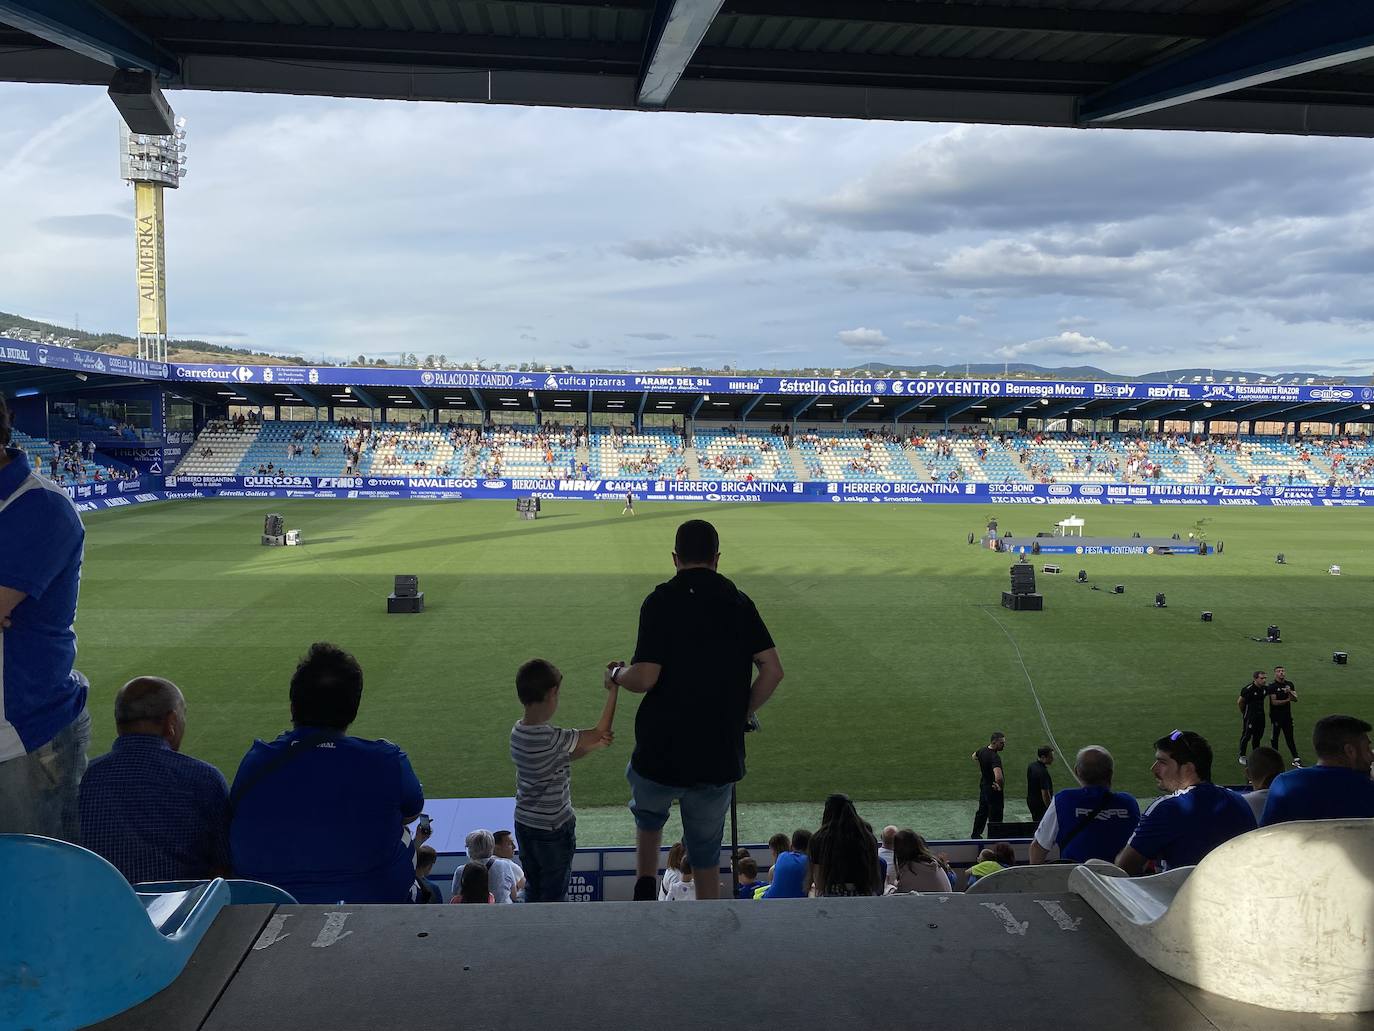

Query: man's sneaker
[1238,755,1248,766]
[1292,758,1304,767]
[632,875,658,901]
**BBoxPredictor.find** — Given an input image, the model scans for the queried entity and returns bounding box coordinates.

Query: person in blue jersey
[1116,730,1256,875]
[1029,746,1140,865]
[1260,715,1374,826]
[761,828,811,899]
[0,393,91,841]
[230,642,424,903]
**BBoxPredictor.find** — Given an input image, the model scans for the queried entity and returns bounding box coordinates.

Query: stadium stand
[12,430,134,486]
[590,426,687,479]
[167,419,1374,488]
[471,424,577,479]
[695,427,797,480]
[793,429,917,482]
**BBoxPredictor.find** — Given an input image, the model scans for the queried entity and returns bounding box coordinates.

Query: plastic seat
[137,879,298,905]
[965,862,1124,894]
[1069,820,1374,1013]
[0,834,230,1030]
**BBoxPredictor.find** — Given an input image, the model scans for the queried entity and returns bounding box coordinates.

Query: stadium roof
[3,0,1374,135]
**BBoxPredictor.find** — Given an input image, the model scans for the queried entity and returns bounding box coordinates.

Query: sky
[4,82,1374,377]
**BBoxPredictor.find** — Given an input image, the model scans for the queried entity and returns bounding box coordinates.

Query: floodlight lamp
[1203,401,1213,408]
[1040,398,1049,406]
[703,395,710,401]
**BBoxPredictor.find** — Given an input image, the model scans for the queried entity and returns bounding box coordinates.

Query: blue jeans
[0,707,91,842]
[626,764,734,871]
[515,817,576,903]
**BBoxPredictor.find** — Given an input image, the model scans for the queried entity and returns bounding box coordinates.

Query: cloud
[954,315,979,330]
[837,327,889,348]
[569,341,591,350]
[628,332,672,341]
[35,214,131,239]
[995,331,1122,360]
[619,224,818,264]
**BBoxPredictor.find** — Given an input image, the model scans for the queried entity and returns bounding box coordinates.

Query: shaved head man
[79,676,232,884]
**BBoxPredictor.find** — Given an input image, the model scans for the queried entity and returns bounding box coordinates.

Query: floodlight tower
[119,116,187,363]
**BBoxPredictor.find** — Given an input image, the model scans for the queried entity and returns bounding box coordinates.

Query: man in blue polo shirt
[229,642,424,903]
[1116,730,1256,874]
[1029,746,1140,865]
[0,394,91,841]
[1261,714,1374,826]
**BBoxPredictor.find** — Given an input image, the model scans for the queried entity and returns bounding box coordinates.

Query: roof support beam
[1081,0,1374,124]
[740,394,762,422]
[1093,399,1146,421]
[688,394,705,420]
[348,385,381,410]
[636,391,649,423]
[840,396,872,422]
[941,397,987,425]
[404,386,430,413]
[468,388,486,414]
[1036,399,1083,423]
[790,395,820,422]
[286,385,327,409]
[1233,401,1306,424]
[986,398,1033,421]
[636,0,725,107]
[719,1,1224,39]
[0,0,178,77]
[1291,402,1361,423]
[892,396,927,422]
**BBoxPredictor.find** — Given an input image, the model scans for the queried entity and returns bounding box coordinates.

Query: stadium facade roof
[5,339,1373,426]
[3,0,1374,136]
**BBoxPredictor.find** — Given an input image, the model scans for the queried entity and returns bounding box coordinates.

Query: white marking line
[1034,899,1082,932]
[252,913,292,950]
[979,902,1029,936]
[311,911,354,948]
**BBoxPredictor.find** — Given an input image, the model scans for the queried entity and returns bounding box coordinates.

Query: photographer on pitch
[606,519,783,901]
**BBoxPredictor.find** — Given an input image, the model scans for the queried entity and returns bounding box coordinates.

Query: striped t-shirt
[510,721,578,830]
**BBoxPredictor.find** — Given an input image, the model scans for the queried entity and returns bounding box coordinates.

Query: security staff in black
[971,732,1006,837]
[1237,670,1269,765]
[1268,666,1301,766]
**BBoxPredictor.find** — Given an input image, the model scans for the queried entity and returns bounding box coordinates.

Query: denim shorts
[626,763,734,871]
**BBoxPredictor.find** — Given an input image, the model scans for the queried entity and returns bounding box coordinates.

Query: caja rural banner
[151,474,1374,506]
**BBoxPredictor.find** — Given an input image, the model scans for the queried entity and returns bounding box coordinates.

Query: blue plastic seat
[0,834,230,1030]
[137,878,297,905]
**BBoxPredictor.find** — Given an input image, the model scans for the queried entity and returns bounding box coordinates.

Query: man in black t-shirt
[1237,670,1270,766]
[606,519,783,901]
[971,732,1006,837]
[1026,745,1054,824]
[1268,666,1301,766]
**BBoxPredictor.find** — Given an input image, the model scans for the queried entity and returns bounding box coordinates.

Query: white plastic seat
[1069,820,1374,1013]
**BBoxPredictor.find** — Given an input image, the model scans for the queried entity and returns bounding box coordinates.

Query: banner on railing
[61,476,152,501]
[153,474,1374,506]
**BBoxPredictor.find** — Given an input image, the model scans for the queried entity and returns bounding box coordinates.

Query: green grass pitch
[76,499,1372,842]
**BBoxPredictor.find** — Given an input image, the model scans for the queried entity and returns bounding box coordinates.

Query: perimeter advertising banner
[3,337,1370,406]
[152,475,1374,507]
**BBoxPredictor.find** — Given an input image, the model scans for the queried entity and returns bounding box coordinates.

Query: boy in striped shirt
[510,659,618,902]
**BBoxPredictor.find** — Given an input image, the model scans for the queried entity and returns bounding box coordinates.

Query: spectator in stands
[1115,730,1256,875]
[885,830,954,893]
[761,829,811,899]
[452,861,494,904]
[878,825,897,871]
[659,841,687,901]
[736,855,763,899]
[511,658,618,902]
[459,829,524,904]
[493,828,523,891]
[964,843,1015,889]
[1026,745,1054,825]
[229,642,424,903]
[971,732,1006,837]
[608,519,783,901]
[1242,746,1285,823]
[1260,715,1374,825]
[78,676,230,884]
[809,793,883,897]
[662,858,696,901]
[0,392,91,842]
[1029,746,1140,865]
[414,845,444,904]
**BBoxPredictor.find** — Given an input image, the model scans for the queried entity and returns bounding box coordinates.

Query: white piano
[1056,516,1085,537]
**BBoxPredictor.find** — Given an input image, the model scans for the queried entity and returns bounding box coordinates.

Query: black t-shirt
[976,746,1003,787]
[1240,682,1269,721]
[1269,679,1296,717]
[1026,760,1052,806]
[630,568,775,786]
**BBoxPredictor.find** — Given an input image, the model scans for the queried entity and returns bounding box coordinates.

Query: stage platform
[92,896,1371,1031]
[998,536,1206,556]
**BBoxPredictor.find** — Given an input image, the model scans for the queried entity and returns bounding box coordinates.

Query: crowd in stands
[19,437,138,487]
